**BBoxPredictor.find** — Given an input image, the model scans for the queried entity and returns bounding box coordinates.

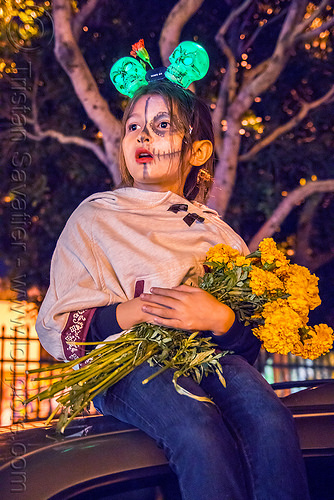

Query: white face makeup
[122,95,190,194]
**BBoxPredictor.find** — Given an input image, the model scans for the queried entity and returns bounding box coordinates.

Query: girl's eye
[128,123,139,132]
[159,121,170,129]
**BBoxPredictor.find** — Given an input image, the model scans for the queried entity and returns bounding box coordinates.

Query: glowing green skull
[165,41,209,88]
[109,57,148,98]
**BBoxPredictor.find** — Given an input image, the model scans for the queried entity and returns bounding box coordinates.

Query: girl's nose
[137,127,151,143]
[137,134,150,143]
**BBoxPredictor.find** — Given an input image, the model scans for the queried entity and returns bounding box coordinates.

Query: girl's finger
[152,317,182,328]
[148,287,185,299]
[142,305,178,319]
[141,293,179,308]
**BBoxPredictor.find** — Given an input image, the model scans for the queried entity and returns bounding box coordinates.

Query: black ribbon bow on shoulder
[167,204,188,213]
[168,204,205,226]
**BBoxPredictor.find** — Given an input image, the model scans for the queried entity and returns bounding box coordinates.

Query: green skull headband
[110,40,209,98]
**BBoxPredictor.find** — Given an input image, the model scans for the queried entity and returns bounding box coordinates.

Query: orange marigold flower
[252,299,304,355]
[292,324,334,360]
[259,238,289,268]
[249,267,284,296]
[206,244,241,264]
[285,264,321,313]
[235,255,247,267]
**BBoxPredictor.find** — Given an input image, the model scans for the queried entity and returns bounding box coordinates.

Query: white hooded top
[36,187,248,361]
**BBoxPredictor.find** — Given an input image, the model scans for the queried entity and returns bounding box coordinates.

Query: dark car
[0,381,333,500]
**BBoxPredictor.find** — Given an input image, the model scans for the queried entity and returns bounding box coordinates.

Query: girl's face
[122,94,191,194]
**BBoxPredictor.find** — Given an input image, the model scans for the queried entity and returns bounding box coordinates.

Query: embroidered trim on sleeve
[61,308,97,360]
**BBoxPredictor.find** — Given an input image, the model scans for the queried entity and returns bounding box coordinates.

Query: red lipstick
[135,148,154,163]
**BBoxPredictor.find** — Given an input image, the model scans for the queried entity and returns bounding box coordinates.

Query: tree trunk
[208,114,242,215]
[52,0,121,183]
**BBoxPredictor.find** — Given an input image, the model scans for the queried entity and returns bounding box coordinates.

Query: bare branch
[212,72,230,150]
[52,0,121,183]
[219,41,238,102]
[248,180,334,251]
[216,0,253,41]
[159,0,205,66]
[294,193,334,271]
[293,0,329,38]
[207,1,331,216]
[276,0,307,44]
[307,250,334,272]
[239,85,334,162]
[295,194,322,265]
[242,8,287,52]
[26,127,109,167]
[72,0,101,41]
[296,16,334,43]
[214,0,254,104]
[226,3,305,120]
[27,66,109,168]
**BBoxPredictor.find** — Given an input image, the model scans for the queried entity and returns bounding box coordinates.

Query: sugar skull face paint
[122,95,190,193]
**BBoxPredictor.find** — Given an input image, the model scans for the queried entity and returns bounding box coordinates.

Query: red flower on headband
[130,39,153,69]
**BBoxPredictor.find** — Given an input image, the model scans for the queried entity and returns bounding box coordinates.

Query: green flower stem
[142,363,171,385]
[26,320,232,432]
[45,403,62,426]
[89,349,157,401]
[26,346,135,403]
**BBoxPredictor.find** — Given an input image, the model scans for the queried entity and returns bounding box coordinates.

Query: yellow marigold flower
[249,267,285,296]
[273,264,291,279]
[258,238,289,268]
[285,264,321,313]
[235,255,247,267]
[292,324,334,360]
[206,244,241,264]
[291,340,305,358]
[253,325,296,355]
[252,299,304,355]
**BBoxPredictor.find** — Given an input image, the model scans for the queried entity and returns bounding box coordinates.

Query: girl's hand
[140,284,235,335]
[116,297,167,330]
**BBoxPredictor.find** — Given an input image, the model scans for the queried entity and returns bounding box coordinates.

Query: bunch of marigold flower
[26,238,333,432]
[200,238,333,360]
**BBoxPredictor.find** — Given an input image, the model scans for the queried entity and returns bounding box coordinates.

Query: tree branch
[26,60,110,169]
[248,180,334,251]
[242,8,287,52]
[72,0,101,41]
[52,0,121,183]
[25,127,109,167]
[212,71,230,150]
[276,0,307,44]
[296,16,334,43]
[238,1,306,103]
[307,250,334,272]
[295,193,322,266]
[292,0,329,38]
[217,39,238,102]
[294,193,334,271]
[214,0,253,103]
[239,85,334,162]
[207,1,332,217]
[159,0,205,66]
[215,0,253,40]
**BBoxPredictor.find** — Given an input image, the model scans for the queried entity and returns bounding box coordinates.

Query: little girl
[37,80,310,499]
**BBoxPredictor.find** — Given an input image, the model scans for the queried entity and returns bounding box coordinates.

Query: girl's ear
[189,140,213,166]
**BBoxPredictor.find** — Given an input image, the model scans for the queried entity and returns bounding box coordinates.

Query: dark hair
[118,80,214,202]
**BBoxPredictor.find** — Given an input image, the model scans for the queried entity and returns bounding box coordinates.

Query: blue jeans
[94,355,310,500]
